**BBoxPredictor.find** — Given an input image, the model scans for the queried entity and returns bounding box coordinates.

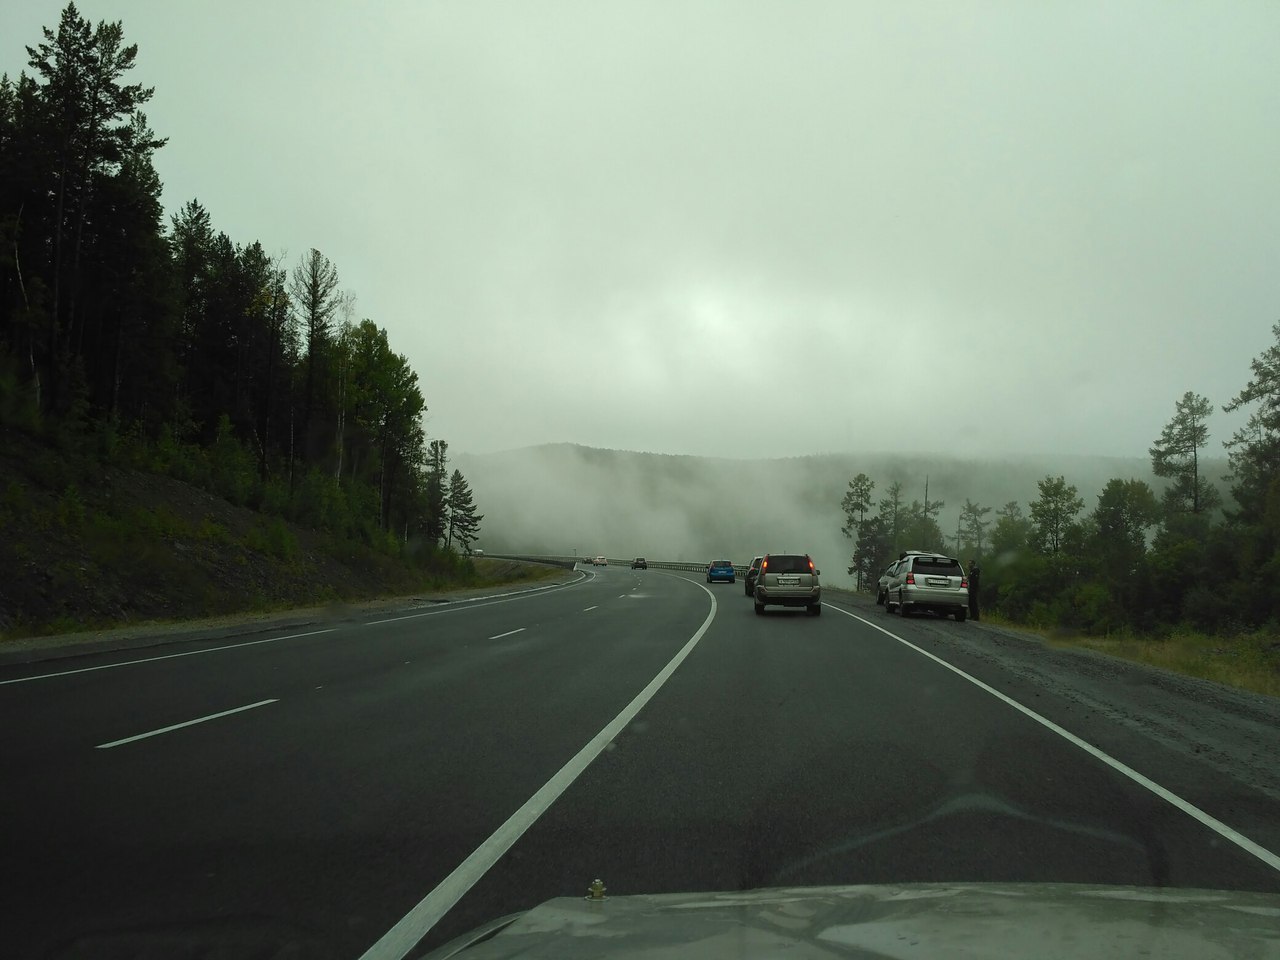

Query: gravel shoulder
[825,588,1280,806]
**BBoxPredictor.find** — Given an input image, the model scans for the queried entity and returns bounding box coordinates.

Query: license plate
[779,576,800,585]
[928,577,950,586]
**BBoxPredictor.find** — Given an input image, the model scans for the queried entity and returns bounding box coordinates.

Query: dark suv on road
[753,553,821,615]
[631,557,647,569]
[744,555,765,596]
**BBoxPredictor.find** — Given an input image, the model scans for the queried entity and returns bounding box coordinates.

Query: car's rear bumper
[708,570,735,581]
[903,586,967,609]
[756,588,821,606]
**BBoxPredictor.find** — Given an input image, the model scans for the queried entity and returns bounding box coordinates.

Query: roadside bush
[0,347,40,433]
[1058,581,1119,633]
[194,517,232,544]
[127,504,189,540]
[209,414,259,507]
[56,484,86,530]
[153,426,209,487]
[244,517,298,563]
[260,476,291,517]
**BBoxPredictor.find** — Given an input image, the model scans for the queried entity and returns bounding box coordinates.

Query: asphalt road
[2,565,1278,959]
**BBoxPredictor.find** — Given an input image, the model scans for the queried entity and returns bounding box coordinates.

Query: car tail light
[905,572,915,585]
[761,559,768,572]
[808,558,815,574]
[961,577,968,588]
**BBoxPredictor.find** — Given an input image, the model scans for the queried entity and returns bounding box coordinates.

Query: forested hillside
[0,5,481,564]
[835,373,1280,638]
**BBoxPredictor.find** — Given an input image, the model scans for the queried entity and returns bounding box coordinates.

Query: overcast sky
[4,1,1278,459]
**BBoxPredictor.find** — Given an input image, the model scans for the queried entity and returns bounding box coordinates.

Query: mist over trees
[0,4,479,556]
[843,328,1280,634]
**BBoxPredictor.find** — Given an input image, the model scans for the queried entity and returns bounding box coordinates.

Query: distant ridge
[456,444,1231,587]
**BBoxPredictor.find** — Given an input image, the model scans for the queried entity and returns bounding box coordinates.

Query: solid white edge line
[366,571,588,626]
[4,570,588,684]
[825,602,1280,874]
[583,606,598,612]
[0,630,336,685]
[487,628,526,641]
[95,699,279,749]
[358,580,719,960]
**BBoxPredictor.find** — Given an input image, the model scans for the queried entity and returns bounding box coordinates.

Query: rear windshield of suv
[913,557,961,575]
[766,555,811,574]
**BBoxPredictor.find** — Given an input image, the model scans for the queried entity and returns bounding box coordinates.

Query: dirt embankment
[0,428,539,644]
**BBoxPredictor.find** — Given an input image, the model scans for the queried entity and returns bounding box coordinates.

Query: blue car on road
[706,559,736,583]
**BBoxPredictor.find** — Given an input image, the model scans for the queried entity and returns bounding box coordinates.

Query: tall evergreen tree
[901,499,946,553]
[1222,322,1280,518]
[990,501,1031,557]
[1030,475,1084,555]
[424,439,449,545]
[446,468,483,553]
[1150,390,1218,516]
[840,472,874,587]
[877,480,905,555]
[850,513,891,589]
[23,3,161,415]
[289,248,340,474]
[959,499,991,558]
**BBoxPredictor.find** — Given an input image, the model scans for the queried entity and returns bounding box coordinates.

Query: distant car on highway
[706,559,735,583]
[593,556,608,566]
[884,552,968,620]
[744,555,765,596]
[632,557,647,569]
[754,553,821,615]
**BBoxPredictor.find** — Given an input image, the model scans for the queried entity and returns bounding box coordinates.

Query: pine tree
[959,499,992,557]
[1150,390,1218,516]
[840,473,874,587]
[1030,475,1084,555]
[1222,323,1280,518]
[877,480,905,555]
[424,439,449,545]
[446,469,483,554]
[990,501,1031,557]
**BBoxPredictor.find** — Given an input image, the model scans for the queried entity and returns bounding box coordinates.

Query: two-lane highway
[2,564,1278,959]
[1,566,714,958]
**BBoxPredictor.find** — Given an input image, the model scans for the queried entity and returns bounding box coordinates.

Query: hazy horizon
[455,442,1227,587]
[4,2,1276,462]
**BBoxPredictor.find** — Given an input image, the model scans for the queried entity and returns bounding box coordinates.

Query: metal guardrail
[485,554,747,575]
[481,554,579,570]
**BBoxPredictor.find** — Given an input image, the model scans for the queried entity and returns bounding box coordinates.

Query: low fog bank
[456,444,1228,590]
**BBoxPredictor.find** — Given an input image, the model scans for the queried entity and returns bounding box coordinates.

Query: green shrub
[127,504,189,540]
[194,517,232,544]
[56,484,86,530]
[0,346,41,432]
[244,517,298,562]
[209,414,259,506]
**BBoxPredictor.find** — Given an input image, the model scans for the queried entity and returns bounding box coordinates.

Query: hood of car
[420,882,1280,959]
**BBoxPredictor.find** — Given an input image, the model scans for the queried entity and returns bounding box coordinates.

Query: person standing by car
[968,560,981,621]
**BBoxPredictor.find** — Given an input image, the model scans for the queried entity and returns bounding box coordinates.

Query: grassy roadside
[1045,628,1280,699]
[971,611,1279,699]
